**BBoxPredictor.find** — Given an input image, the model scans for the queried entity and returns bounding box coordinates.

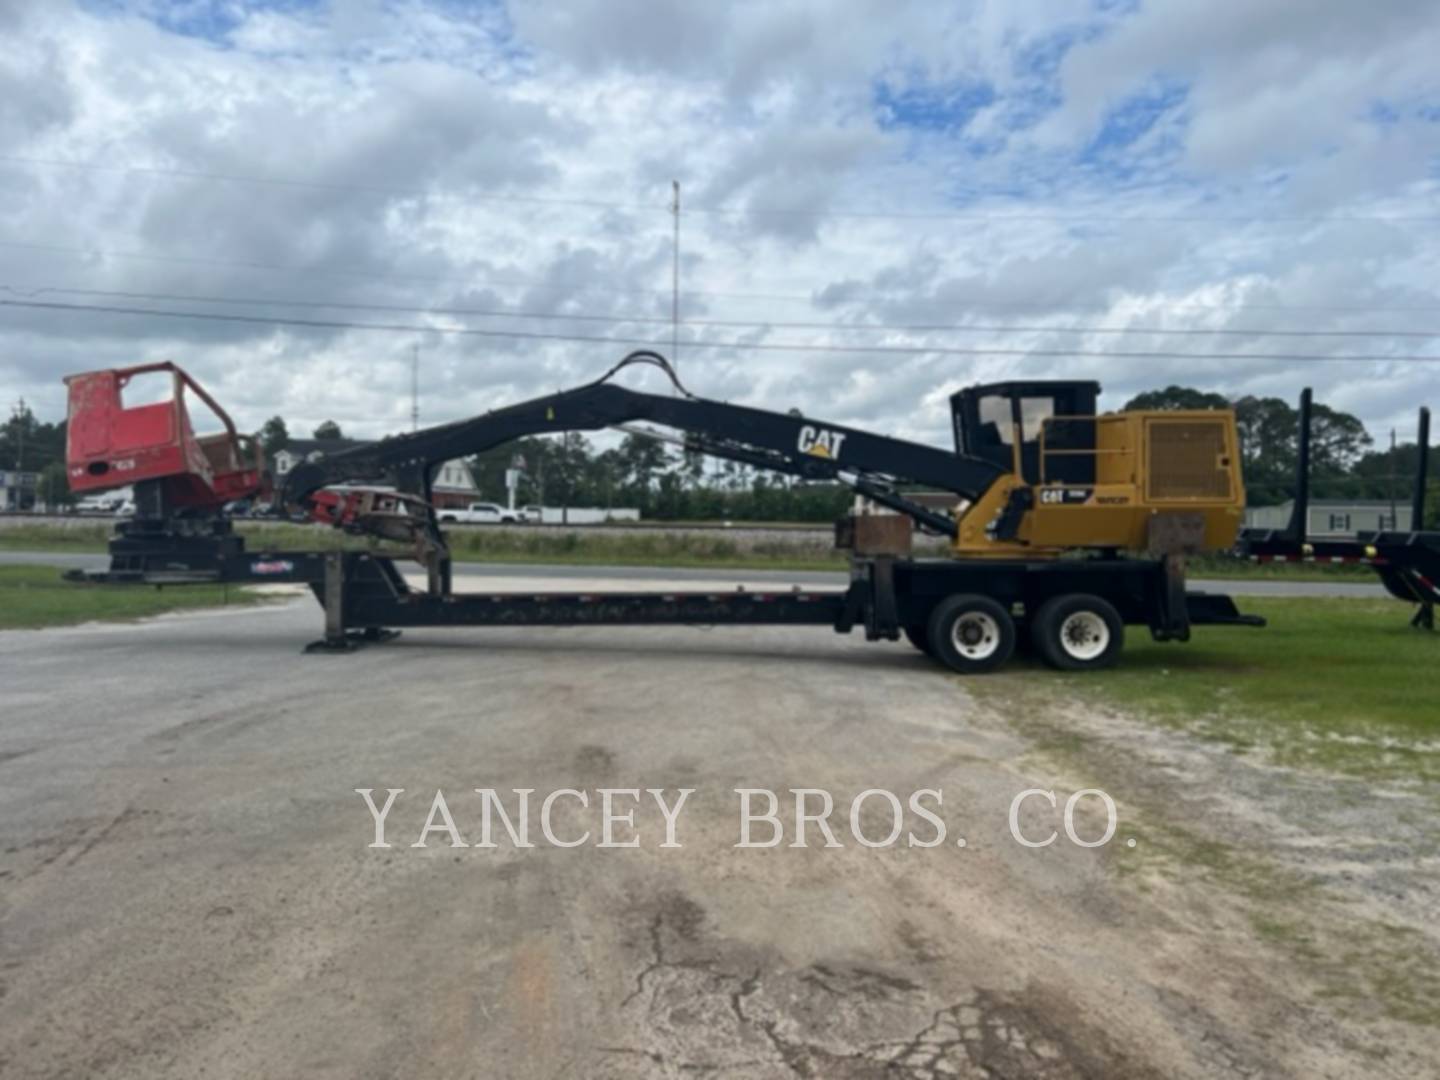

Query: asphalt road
[0,549,1391,597]
[2,595,1433,1078]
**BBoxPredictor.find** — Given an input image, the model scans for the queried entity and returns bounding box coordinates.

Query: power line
[6,154,1440,224]
[0,239,675,298]
[0,156,660,213]
[7,238,1440,316]
[693,204,1440,225]
[671,180,680,369]
[7,284,1440,340]
[3,296,1438,363]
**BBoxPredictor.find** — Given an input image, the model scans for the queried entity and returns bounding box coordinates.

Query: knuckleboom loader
[63,351,1262,672]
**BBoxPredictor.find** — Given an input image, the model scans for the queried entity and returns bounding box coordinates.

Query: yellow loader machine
[65,351,1261,672]
[948,379,1245,556]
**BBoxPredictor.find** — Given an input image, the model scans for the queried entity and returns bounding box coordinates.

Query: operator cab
[950,380,1100,485]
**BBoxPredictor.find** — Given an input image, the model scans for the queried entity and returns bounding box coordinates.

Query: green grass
[0,523,112,553]
[582,518,828,530]
[981,599,1440,1026]
[990,597,1440,782]
[0,521,853,570]
[1186,552,1373,582]
[0,565,271,630]
[434,525,848,569]
[0,521,1388,580]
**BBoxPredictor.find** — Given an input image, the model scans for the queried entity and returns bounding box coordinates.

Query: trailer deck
[66,540,1261,660]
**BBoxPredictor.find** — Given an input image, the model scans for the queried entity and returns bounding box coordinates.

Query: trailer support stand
[863,557,901,641]
[305,553,403,653]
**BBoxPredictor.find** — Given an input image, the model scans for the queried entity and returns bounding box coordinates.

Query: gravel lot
[1,593,1435,1078]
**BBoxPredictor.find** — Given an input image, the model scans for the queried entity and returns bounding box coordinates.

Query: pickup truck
[437,501,521,524]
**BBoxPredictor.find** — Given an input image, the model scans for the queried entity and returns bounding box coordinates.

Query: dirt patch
[995,689,1440,1067]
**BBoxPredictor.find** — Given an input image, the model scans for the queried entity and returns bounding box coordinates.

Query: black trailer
[1238,390,1439,629]
[78,522,1260,673]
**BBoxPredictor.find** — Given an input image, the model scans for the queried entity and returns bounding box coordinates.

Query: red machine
[65,362,265,510]
[64,361,423,540]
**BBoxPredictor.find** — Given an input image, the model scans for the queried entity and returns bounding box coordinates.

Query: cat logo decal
[797,425,848,460]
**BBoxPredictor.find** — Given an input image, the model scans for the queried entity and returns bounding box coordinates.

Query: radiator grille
[1146,420,1232,501]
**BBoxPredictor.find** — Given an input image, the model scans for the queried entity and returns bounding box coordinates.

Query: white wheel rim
[951,612,1001,660]
[1059,611,1109,661]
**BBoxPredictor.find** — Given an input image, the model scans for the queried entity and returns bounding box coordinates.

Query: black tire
[1031,593,1124,671]
[902,623,933,655]
[926,594,1016,674]
[440,515,457,524]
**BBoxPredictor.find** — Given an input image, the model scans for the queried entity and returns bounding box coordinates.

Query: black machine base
[71,519,1263,662]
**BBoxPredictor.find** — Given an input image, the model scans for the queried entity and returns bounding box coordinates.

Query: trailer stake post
[1414,406,1431,532]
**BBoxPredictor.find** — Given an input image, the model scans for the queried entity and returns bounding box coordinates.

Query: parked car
[438,501,520,524]
[75,492,132,514]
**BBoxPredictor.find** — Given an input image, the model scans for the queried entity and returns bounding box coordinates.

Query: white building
[1,469,38,511]
[1244,499,1415,537]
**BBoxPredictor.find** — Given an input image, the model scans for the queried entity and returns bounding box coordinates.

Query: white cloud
[0,0,1437,453]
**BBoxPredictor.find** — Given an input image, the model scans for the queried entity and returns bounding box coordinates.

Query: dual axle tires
[1029,594,1124,671]
[924,594,1015,674]
[909,592,1124,674]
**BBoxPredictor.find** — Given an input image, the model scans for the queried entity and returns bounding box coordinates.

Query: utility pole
[13,398,25,471]
[671,180,680,372]
[410,345,419,432]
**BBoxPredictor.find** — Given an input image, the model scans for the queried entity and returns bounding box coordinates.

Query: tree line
[253,413,854,521]
[1,404,68,507]
[8,388,1437,523]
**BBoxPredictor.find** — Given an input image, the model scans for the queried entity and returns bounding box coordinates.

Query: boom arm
[282,352,1004,535]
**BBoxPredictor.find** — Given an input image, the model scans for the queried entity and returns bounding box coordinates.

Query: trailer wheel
[927,594,1015,674]
[1032,594,1124,671]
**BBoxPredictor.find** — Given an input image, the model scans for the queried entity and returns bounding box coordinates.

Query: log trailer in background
[1238,389,1439,630]
[63,351,1268,673]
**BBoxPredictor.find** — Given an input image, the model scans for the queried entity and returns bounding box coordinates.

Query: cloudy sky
[2,0,1439,450]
